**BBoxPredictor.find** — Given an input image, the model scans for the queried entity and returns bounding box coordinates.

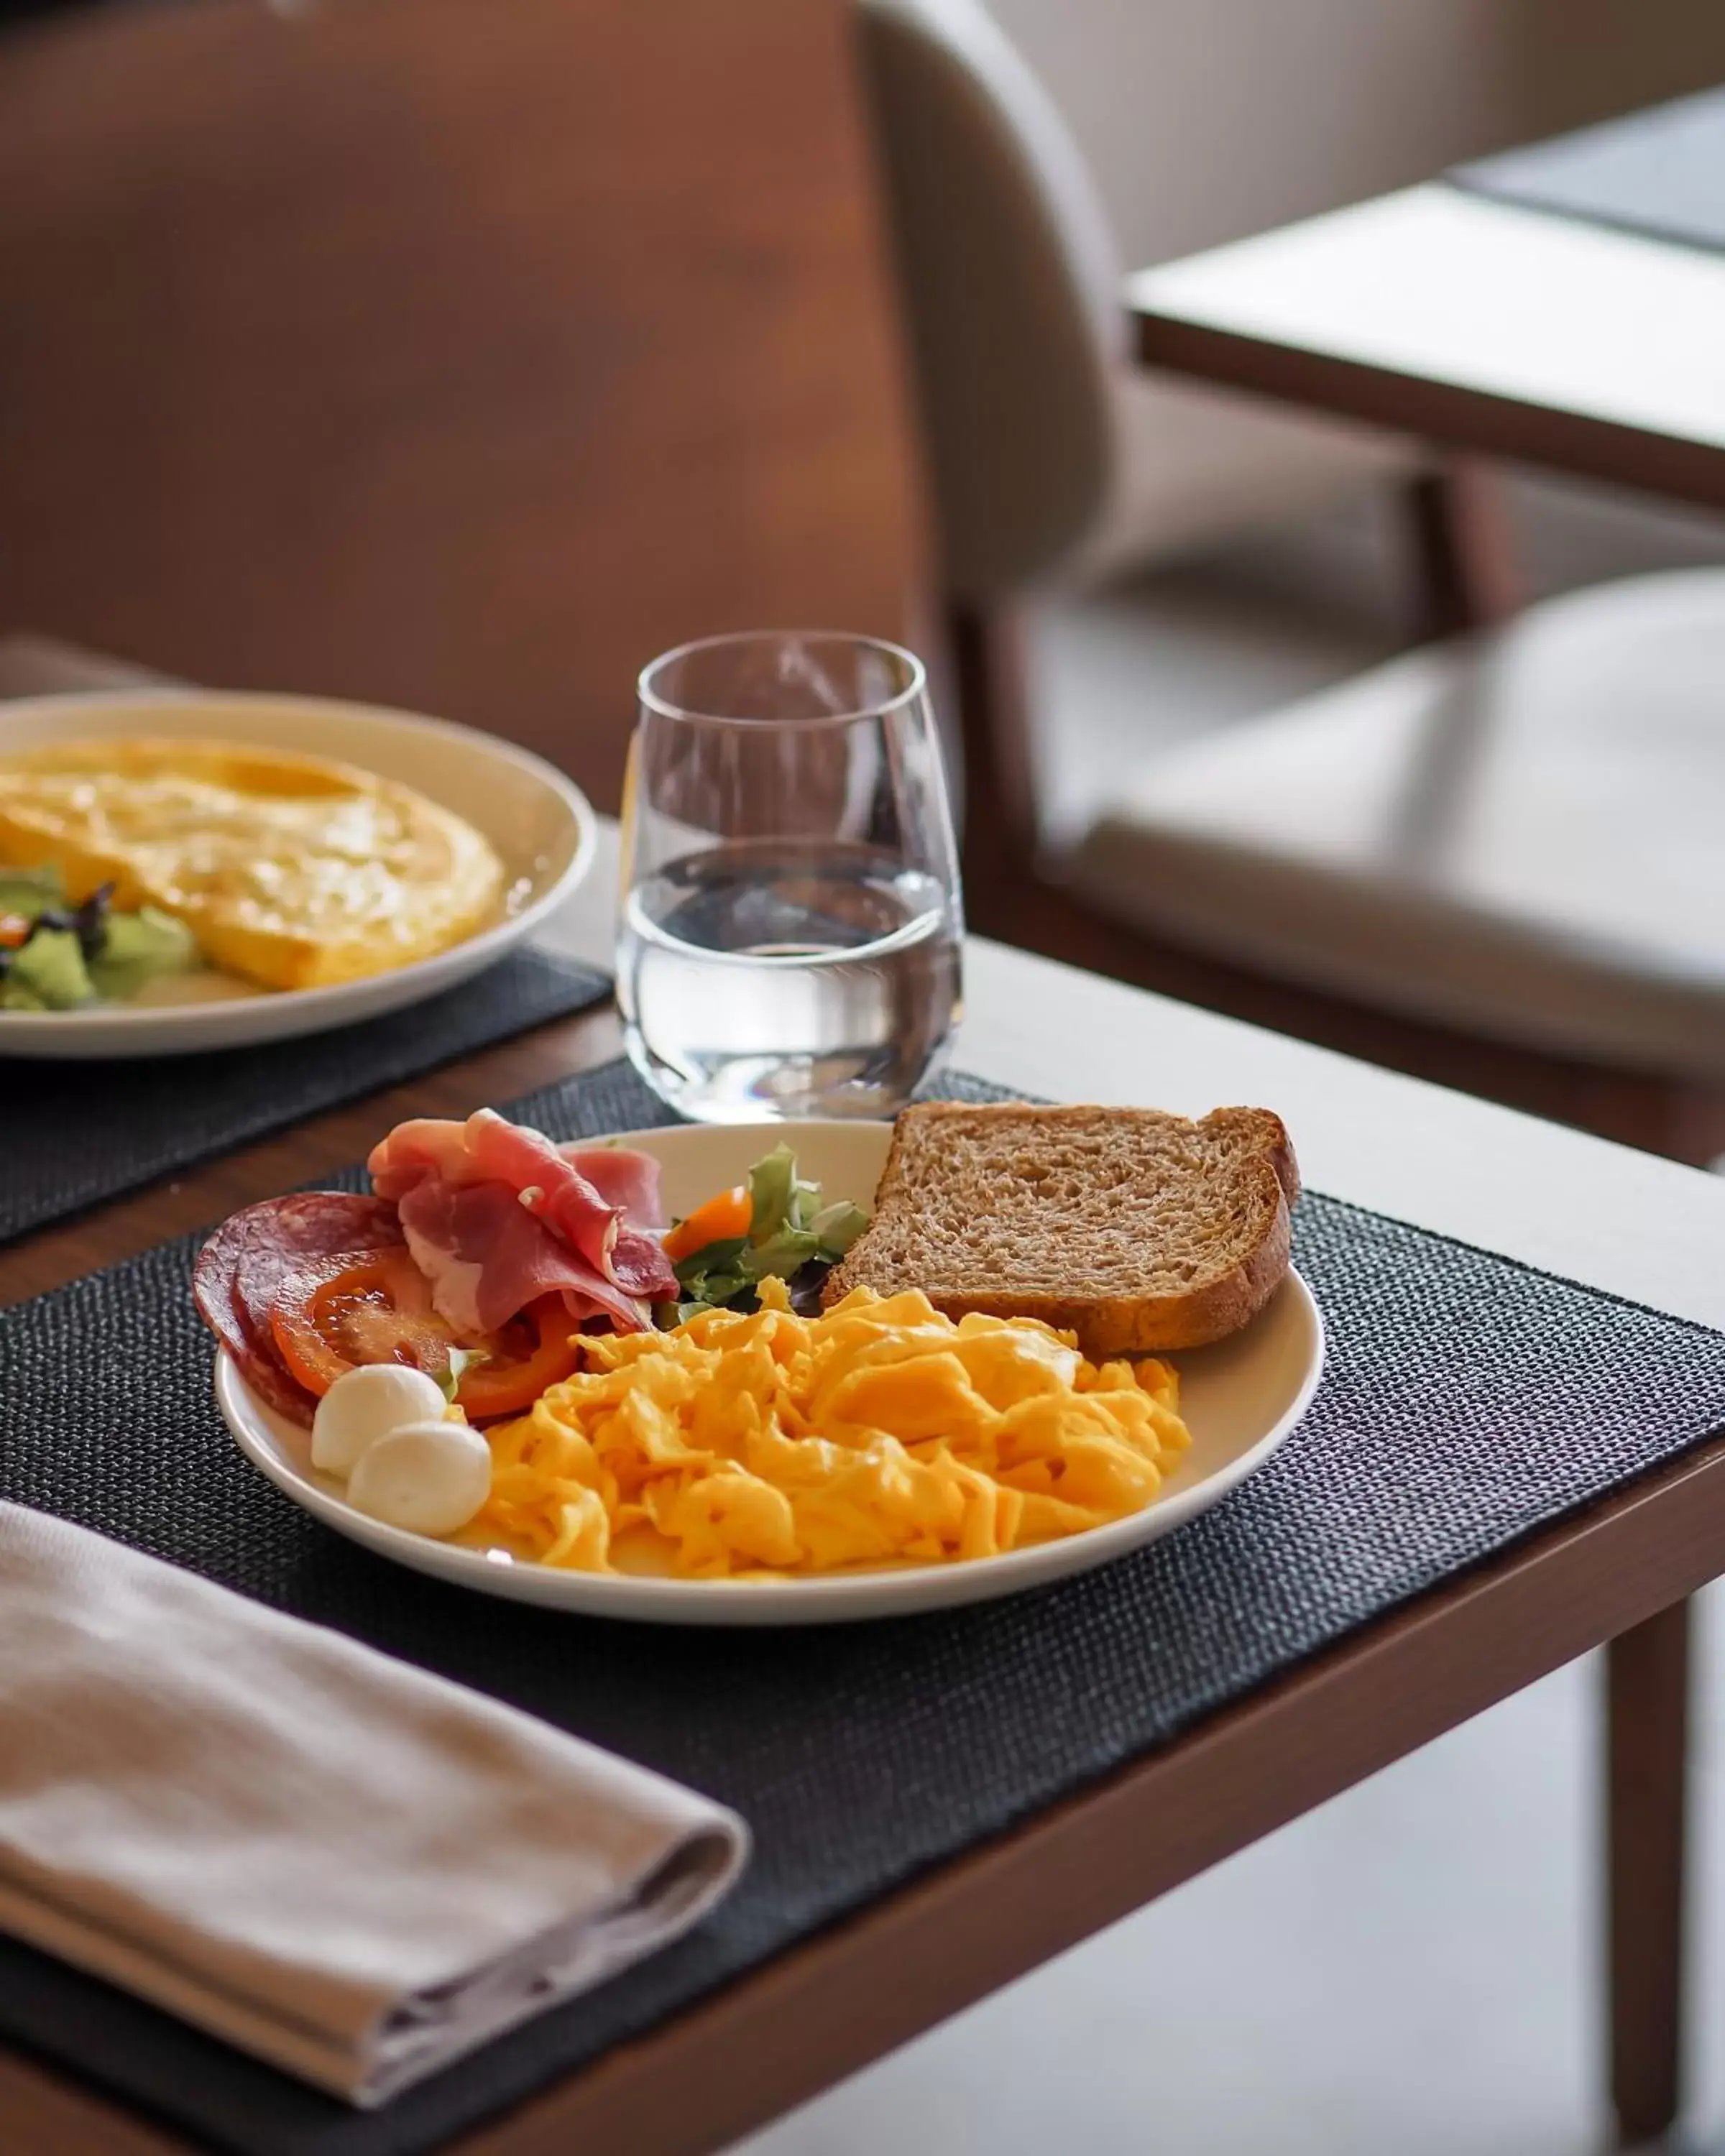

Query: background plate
[216,1118,1325,1624]
[0,690,596,1056]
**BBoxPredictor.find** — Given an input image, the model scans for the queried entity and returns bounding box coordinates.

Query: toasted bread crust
[823,1101,1298,1355]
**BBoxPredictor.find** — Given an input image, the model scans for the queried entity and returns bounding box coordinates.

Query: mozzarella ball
[311,1364,449,1477]
[346,1419,492,1538]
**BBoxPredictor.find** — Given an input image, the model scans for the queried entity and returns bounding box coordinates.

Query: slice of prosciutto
[367,1109,676,1336]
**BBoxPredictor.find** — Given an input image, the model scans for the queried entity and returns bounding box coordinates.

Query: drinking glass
[617,630,964,1121]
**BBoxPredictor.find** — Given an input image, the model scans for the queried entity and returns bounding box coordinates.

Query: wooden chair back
[0,0,926,811]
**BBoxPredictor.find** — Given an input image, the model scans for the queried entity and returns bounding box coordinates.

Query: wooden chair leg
[1606,1598,1690,2147]
[944,597,1039,930]
[1400,458,1521,638]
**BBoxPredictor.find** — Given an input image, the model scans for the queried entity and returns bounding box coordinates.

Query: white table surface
[553,817,1725,1332]
[1128,183,1725,453]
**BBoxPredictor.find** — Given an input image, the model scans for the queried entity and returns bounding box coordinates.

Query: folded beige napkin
[0,1503,748,2106]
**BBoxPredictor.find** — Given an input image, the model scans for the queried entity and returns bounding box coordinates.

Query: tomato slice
[456,1299,583,1418]
[270,1249,451,1398]
[269,1251,581,1419]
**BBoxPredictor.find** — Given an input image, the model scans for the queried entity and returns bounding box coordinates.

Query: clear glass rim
[637,629,928,729]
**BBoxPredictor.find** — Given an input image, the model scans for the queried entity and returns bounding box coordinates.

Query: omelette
[0,738,506,992]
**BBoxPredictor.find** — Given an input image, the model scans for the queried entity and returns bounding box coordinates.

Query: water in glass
[617,633,963,1121]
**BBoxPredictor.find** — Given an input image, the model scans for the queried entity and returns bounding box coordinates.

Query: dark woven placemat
[4,1058,1725,2156]
[0,947,609,1245]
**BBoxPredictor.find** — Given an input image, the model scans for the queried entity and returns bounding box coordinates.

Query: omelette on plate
[0,738,505,992]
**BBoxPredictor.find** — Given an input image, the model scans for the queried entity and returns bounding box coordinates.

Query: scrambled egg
[479,1281,1193,1578]
[0,738,505,991]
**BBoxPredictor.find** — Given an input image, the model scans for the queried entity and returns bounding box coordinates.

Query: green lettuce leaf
[747,1146,800,1240]
[809,1199,869,1257]
[437,1345,487,1405]
[740,1227,821,1282]
[673,1235,748,1289]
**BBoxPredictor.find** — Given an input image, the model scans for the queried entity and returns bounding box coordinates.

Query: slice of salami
[193,1194,403,1426]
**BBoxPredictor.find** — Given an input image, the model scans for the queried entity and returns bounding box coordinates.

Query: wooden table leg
[1606,1596,1691,2147]
[1400,458,1521,637]
[946,596,1040,919]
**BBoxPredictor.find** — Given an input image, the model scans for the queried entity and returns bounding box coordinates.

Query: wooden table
[1129,183,1725,515]
[8,653,1725,2154]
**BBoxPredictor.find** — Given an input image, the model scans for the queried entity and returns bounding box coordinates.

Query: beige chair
[859,0,1725,1147]
[860,0,1407,602]
[1068,572,1725,1077]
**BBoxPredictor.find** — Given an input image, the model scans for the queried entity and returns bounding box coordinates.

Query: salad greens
[437,1345,488,1406]
[0,864,200,1011]
[659,1143,869,1326]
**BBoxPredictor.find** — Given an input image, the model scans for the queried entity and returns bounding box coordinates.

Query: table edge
[1131,305,1725,514]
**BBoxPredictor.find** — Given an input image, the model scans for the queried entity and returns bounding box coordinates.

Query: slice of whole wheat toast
[822,1102,1300,1355]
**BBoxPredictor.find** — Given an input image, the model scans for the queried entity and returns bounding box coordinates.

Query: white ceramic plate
[215,1119,1326,1625]
[0,691,597,1057]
